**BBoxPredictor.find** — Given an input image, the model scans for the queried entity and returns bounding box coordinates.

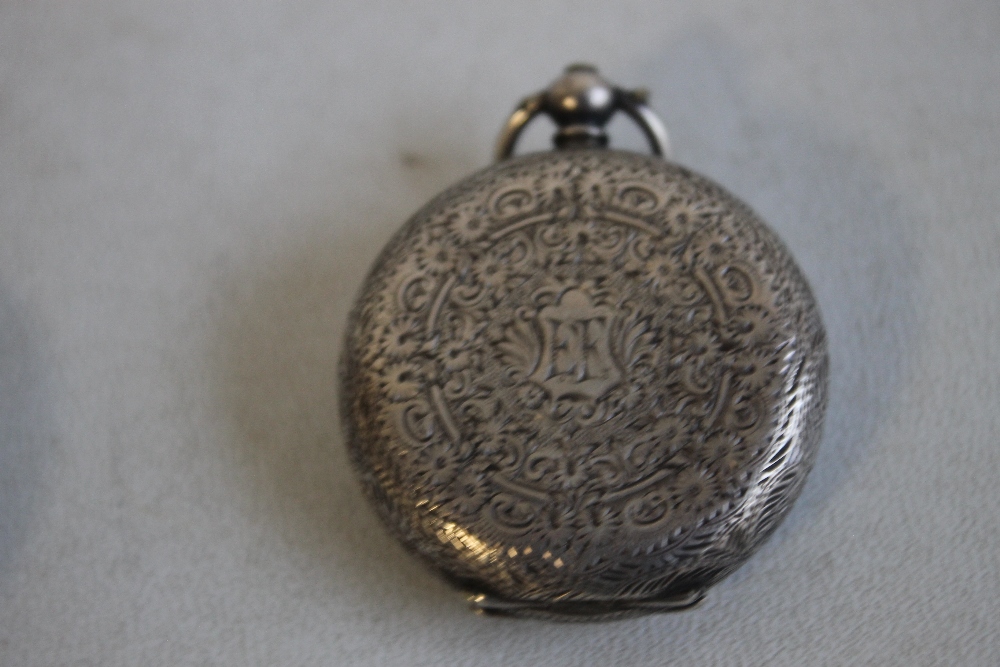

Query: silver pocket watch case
[340,65,828,619]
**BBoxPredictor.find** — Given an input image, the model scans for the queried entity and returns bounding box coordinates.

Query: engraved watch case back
[340,67,828,619]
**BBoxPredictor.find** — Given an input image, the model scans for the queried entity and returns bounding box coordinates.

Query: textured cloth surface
[0,2,997,665]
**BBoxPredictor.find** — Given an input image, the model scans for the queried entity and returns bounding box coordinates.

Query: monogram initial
[528,289,622,401]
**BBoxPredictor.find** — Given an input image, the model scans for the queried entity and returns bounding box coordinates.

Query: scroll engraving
[341,151,828,613]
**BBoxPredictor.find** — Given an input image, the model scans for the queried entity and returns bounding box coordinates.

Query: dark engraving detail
[341,150,828,618]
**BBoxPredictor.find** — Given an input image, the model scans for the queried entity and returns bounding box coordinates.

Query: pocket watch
[340,65,828,619]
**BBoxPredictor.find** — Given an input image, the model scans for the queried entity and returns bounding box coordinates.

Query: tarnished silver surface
[340,69,828,620]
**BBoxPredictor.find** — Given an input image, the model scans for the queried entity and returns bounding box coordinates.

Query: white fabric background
[0,2,997,665]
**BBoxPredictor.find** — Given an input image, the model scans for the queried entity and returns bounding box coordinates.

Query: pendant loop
[494,64,671,161]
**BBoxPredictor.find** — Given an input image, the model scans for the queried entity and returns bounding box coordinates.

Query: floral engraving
[341,151,827,610]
